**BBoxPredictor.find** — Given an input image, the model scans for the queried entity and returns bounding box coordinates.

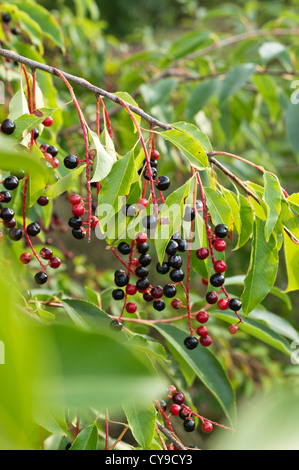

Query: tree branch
[155,420,186,450]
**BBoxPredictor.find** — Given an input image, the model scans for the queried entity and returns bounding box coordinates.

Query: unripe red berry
[171,298,183,309]
[214,239,226,252]
[214,260,227,273]
[126,302,137,314]
[151,285,163,299]
[135,232,147,244]
[229,324,238,335]
[200,335,212,347]
[196,247,209,260]
[168,385,177,395]
[196,311,209,323]
[20,252,32,264]
[69,194,81,205]
[137,198,149,209]
[90,216,99,228]
[169,404,181,416]
[202,278,209,286]
[151,149,160,160]
[40,247,53,260]
[72,204,85,217]
[49,257,61,269]
[218,298,229,310]
[126,284,137,295]
[172,391,185,405]
[197,326,209,337]
[44,152,53,163]
[51,158,59,168]
[42,116,53,127]
[202,421,213,433]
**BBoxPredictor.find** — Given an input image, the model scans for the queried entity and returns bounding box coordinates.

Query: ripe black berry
[196,199,203,210]
[136,278,150,292]
[1,118,15,135]
[1,207,14,221]
[139,253,151,266]
[170,269,185,282]
[142,215,158,230]
[135,266,148,278]
[156,262,169,275]
[4,218,16,228]
[206,291,218,304]
[0,191,11,203]
[144,167,157,180]
[72,228,85,239]
[151,286,163,299]
[112,289,125,300]
[172,392,185,405]
[177,238,188,252]
[10,169,25,180]
[3,176,19,190]
[137,242,149,254]
[37,196,49,206]
[143,292,153,302]
[184,336,198,350]
[33,128,39,140]
[210,273,225,287]
[163,284,177,298]
[183,206,195,222]
[114,271,129,287]
[143,158,157,169]
[27,222,40,237]
[166,240,178,255]
[153,299,165,311]
[215,224,228,239]
[64,154,79,169]
[2,13,11,23]
[110,320,123,331]
[121,204,136,217]
[117,242,131,255]
[155,176,170,191]
[168,254,182,268]
[34,271,48,285]
[183,418,195,432]
[8,227,22,241]
[47,145,58,157]
[68,217,82,229]
[229,298,242,311]
[179,407,191,420]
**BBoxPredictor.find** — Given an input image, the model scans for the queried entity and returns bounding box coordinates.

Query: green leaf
[221,187,240,233]
[152,324,236,426]
[155,177,192,264]
[204,187,233,227]
[287,193,299,215]
[186,78,219,119]
[61,299,110,329]
[233,194,254,250]
[253,75,279,121]
[44,165,85,198]
[286,100,299,156]
[70,425,98,450]
[160,128,208,169]
[114,91,141,132]
[126,335,170,363]
[14,1,64,51]
[283,225,299,292]
[241,219,279,315]
[211,311,293,356]
[172,121,213,152]
[167,30,212,61]
[263,172,282,241]
[140,79,178,108]
[98,149,135,231]
[123,400,156,449]
[8,88,30,121]
[13,108,57,144]
[219,63,256,101]
[89,128,116,183]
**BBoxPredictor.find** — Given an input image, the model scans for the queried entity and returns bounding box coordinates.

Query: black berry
[163,284,177,298]
[122,204,136,217]
[172,392,185,404]
[136,278,150,291]
[206,291,218,304]
[166,240,178,255]
[183,418,195,432]
[142,215,158,230]
[153,299,165,311]
[168,254,182,268]
[144,167,157,180]
[183,206,195,222]
[137,242,149,254]
[155,176,170,191]
[135,266,149,278]
[8,227,22,241]
[34,271,48,285]
[229,298,242,311]
[117,242,131,255]
[0,191,11,203]
[3,176,19,190]
[112,289,125,300]
[114,270,129,287]
[1,207,14,221]
[170,269,185,282]
[72,228,85,239]
[64,154,79,169]
[215,224,228,239]
[177,238,188,252]
[68,217,82,229]
[27,222,40,237]
[33,128,39,140]
[1,119,15,135]
[210,273,225,287]
[47,145,58,157]
[156,262,169,275]
[139,253,151,266]
[184,336,198,350]
[2,13,11,23]
[143,292,153,302]
[37,196,49,206]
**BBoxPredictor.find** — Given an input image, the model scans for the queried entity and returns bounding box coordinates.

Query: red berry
[90,216,99,228]
[126,302,137,314]
[206,291,218,304]
[214,239,226,252]
[72,204,84,217]
[42,116,53,127]
[197,326,209,337]
[151,149,160,160]
[200,335,212,347]
[196,247,209,260]
[44,152,53,163]
[172,391,185,405]
[69,194,81,205]
[229,324,238,335]
[49,257,61,269]
[51,158,59,168]
[169,404,181,416]
[202,421,213,433]
[171,298,183,309]
[151,285,163,299]
[196,311,209,323]
[40,247,53,260]
[136,232,147,244]
[20,252,32,264]
[137,198,149,208]
[214,260,227,273]
[126,283,137,295]
[218,298,229,310]
[168,385,177,395]
[202,278,209,286]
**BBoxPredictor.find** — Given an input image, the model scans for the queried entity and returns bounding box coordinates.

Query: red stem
[180,404,233,431]
[21,64,32,114]
[99,96,113,139]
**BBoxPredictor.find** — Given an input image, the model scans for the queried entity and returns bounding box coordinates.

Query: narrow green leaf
[253,75,279,121]
[123,400,156,449]
[241,219,279,315]
[283,225,299,293]
[219,63,256,101]
[126,335,170,363]
[44,165,85,198]
[204,187,233,227]
[186,78,219,118]
[160,128,208,169]
[233,194,254,251]
[263,172,282,241]
[286,100,299,156]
